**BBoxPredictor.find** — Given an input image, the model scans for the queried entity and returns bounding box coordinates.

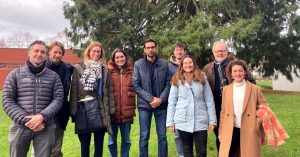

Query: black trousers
[229,127,241,157]
[178,130,207,157]
[78,130,105,157]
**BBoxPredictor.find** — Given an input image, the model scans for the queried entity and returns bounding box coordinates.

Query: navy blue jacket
[132,57,171,109]
[46,59,74,130]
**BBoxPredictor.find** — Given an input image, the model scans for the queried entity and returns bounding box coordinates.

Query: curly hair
[226,60,249,83]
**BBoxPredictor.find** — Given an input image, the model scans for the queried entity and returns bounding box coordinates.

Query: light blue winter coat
[166,80,216,133]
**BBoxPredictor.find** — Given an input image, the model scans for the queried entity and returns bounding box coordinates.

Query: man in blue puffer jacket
[2,40,64,157]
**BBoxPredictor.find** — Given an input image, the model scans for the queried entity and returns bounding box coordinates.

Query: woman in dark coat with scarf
[70,41,114,157]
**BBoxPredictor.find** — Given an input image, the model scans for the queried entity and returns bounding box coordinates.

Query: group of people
[2,38,286,157]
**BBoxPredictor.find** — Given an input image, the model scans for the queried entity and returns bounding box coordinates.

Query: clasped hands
[150,97,162,108]
[24,114,45,132]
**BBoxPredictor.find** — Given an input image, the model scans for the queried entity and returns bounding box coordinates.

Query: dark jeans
[78,130,105,157]
[229,127,240,157]
[178,130,207,157]
[213,126,220,152]
[174,129,184,156]
[214,110,221,154]
[138,107,168,157]
[108,121,132,157]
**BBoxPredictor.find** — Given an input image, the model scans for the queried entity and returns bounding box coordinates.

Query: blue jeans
[78,130,105,157]
[108,121,132,157]
[138,108,168,157]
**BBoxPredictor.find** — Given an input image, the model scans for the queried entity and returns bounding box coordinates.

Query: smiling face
[182,57,194,73]
[174,46,185,60]
[212,42,228,63]
[114,51,126,67]
[89,46,102,61]
[231,65,246,83]
[28,44,47,66]
[48,45,63,63]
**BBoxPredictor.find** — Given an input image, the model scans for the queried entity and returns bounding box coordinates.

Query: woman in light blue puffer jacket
[166,55,217,157]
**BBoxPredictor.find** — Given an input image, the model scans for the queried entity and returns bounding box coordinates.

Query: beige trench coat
[218,81,267,157]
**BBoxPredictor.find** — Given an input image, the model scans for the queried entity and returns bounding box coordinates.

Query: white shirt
[233,79,246,128]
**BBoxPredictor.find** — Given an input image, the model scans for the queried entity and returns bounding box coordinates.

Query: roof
[0,48,82,64]
[0,48,82,89]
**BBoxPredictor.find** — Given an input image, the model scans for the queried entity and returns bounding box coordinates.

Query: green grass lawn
[1,80,300,156]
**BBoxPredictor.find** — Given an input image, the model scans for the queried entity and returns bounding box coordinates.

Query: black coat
[46,59,74,130]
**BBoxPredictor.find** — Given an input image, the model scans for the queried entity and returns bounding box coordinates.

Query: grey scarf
[214,58,229,89]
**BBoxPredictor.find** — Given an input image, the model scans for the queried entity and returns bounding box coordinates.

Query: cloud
[0,0,70,40]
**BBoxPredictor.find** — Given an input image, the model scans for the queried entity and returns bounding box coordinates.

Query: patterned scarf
[256,104,289,147]
[214,58,229,89]
[80,60,102,91]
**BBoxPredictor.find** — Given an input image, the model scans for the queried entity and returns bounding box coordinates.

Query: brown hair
[49,41,65,55]
[173,42,187,52]
[83,41,105,64]
[111,48,127,62]
[171,55,206,85]
[226,60,249,83]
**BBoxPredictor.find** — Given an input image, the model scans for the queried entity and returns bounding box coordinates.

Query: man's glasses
[214,50,227,53]
[145,46,156,50]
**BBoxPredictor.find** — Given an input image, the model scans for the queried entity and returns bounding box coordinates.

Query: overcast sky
[0,0,70,40]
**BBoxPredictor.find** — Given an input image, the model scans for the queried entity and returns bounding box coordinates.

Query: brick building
[0,48,81,89]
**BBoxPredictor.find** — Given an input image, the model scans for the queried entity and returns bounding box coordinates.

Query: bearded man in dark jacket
[132,39,171,157]
[2,40,63,157]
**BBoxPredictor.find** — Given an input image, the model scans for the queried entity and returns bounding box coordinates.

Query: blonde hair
[83,41,105,64]
[171,55,206,85]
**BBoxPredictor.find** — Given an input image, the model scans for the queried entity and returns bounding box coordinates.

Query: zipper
[33,77,40,114]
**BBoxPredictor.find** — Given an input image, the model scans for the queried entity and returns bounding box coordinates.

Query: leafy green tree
[63,0,170,60]
[155,0,300,80]
[64,0,300,80]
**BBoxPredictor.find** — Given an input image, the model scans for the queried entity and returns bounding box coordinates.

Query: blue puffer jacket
[166,80,217,133]
[132,57,171,109]
[2,63,64,127]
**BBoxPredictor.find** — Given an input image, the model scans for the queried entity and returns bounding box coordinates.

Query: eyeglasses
[214,50,227,53]
[91,50,101,54]
[145,46,156,50]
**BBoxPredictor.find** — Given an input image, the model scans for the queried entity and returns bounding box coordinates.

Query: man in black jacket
[45,41,73,157]
[2,40,63,157]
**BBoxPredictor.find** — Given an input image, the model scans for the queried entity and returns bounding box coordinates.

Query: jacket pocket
[174,103,188,123]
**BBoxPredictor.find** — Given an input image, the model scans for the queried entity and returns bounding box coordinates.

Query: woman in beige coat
[218,60,266,157]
